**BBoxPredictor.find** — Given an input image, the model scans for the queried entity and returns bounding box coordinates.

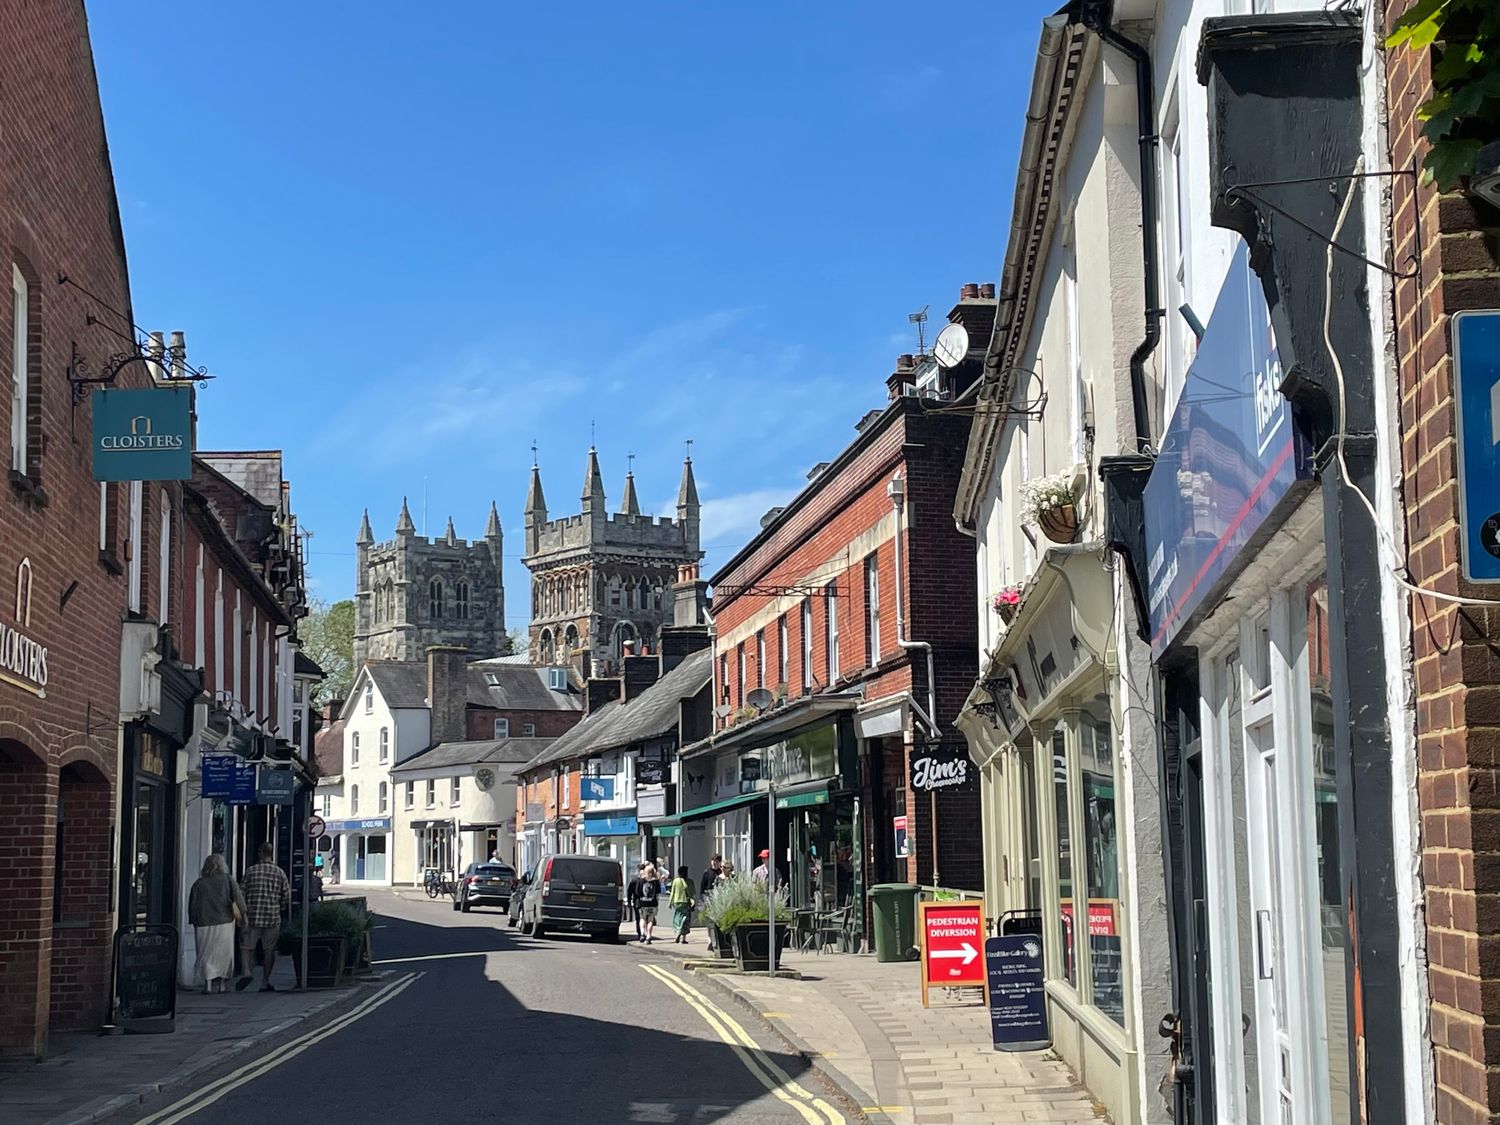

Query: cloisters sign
[0,559,49,698]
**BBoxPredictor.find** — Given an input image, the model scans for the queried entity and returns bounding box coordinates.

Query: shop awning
[652,789,766,833]
[775,780,834,810]
[653,824,681,838]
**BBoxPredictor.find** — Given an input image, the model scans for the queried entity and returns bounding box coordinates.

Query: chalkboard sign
[985,935,1048,1052]
[114,926,178,1032]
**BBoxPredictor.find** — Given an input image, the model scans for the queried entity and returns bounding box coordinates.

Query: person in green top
[669,866,696,944]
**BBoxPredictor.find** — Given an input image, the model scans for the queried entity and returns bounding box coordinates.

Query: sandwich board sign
[918,898,986,1007]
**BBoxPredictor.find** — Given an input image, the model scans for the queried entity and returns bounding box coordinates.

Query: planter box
[729,924,791,972]
[706,922,735,959]
[291,936,347,989]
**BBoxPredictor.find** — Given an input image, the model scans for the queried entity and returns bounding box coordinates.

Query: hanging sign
[919,898,987,1006]
[1454,310,1500,582]
[200,754,238,798]
[909,741,973,793]
[986,935,1049,1051]
[255,765,295,805]
[636,758,668,786]
[580,776,615,801]
[91,386,194,482]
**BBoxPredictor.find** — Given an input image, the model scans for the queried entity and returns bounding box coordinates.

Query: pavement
[620,933,1105,1125]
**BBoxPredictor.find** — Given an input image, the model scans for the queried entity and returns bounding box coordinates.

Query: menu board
[115,927,178,1028]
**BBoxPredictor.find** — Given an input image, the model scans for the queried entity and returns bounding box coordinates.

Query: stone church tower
[353,499,506,667]
[522,448,701,673]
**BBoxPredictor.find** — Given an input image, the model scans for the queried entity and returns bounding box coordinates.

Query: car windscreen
[547,858,622,885]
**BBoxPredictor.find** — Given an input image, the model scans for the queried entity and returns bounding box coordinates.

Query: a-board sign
[918,898,986,1006]
[986,935,1049,1051]
[114,926,178,1031]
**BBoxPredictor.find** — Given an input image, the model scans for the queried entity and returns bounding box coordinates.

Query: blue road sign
[1455,311,1500,583]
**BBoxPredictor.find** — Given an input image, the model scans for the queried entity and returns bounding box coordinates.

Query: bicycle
[423,868,445,899]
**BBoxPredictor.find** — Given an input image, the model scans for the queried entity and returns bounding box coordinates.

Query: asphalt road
[114,890,851,1125]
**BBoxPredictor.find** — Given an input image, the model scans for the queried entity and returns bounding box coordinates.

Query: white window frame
[10,265,28,474]
[364,682,374,715]
[778,614,788,686]
[756,630,765,690]
[157,490,171,625]
[522,722,536,737]
[736,641,746,705]
[801,598,813,689]
[379,727,389,764]
[865,554,880,664]
[1160,98,1192,418]
[127,481,144,613]
[494,717,510,739]
[351,731,360,766]
[825,581,839,683]
[404,781,415,809]
[350,784,360,816]
[1064,231,1086,465]
[425,778,436,808]
[378,781,388,815]
[450,777,461,806]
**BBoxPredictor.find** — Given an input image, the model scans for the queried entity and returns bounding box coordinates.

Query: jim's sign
[92,387,193,481]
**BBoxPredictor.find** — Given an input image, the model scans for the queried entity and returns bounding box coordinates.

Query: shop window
[450,777,461,806]
[378,782,389,814]
[426,778,436,808]
[1080,714,1123,1025]
[404,781,414,809]
[351,785,359,816]
[379,727,389,764]
[1051,728,1075,987]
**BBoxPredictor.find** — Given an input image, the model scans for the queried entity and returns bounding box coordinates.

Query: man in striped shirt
[236,843,290,992]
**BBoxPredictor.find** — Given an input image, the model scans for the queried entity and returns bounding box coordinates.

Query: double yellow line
[134,972,420,1125]
[640,963,845,1125]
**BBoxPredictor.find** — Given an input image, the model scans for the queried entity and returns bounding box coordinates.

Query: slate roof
[520,648,712,772]
[365,662,430,709]
[467,665,582,712]
[294,650,325,678]
[391,737,554,774]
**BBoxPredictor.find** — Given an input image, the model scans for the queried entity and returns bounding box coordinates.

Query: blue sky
[89,2,1055,627]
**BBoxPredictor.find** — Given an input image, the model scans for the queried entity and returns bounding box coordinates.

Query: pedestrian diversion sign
[918,898,986,1006]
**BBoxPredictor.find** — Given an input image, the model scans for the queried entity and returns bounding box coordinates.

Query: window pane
[1081,714,1124,1025]
[1052,728,1075,987]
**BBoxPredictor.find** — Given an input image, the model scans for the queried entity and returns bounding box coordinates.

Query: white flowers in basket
[1018,472,1078,525]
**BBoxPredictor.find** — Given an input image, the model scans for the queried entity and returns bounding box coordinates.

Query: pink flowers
[991,586,1022,613]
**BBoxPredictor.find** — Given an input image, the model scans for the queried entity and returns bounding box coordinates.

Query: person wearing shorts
[637,863,660,944]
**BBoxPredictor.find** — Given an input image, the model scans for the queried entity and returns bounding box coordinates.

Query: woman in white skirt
[188,854,245,993]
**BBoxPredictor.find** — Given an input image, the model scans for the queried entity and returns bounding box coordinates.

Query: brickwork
[1386,4,1500,1120]
[48,764,111,1031]
[465,708,578,742]
[0,0,152,1057]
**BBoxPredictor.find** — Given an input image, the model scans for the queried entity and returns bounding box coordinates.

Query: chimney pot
[979,282,996,299]
[897,354,915,372]
[960,283,980,300]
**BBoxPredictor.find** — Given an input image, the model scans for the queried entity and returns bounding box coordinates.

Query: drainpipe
[889,472,941,885]
[1079,0,1160,453]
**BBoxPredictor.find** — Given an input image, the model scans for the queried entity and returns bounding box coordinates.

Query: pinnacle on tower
[525,465,547,518]
[396,497,416,535]
[357,508,374,545]
[445,516,457,546]
[582,446,605,508]
[677,455,700,511]
[620,470,641,517]
[485,501,502,539]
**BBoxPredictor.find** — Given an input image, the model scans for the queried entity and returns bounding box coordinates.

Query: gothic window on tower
[564,624,579,651]
[456,580,470,620]
[429,578,444,619]
[540,629,555,664]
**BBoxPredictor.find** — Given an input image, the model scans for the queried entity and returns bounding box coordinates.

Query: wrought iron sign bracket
[68,328,215,407]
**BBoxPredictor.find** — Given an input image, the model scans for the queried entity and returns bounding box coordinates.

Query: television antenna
[908,306,930,355]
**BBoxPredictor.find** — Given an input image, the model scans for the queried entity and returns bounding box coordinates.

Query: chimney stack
[942,282,1000,396]
[585,677,623,715]
[427,646,469,746]
[623,654,661,701]
[323,699,345,723]
[887,353,919,400]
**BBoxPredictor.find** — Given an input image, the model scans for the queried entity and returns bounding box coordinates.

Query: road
[114,890,852,1125]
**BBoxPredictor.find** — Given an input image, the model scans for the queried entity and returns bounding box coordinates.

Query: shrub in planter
[278,902,370,987]
[702,877,792,970]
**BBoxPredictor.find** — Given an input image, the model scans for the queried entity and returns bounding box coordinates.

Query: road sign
[1454,310,1500,582]
[986,935,1049,1051]
[307,814,326,839]
[918,898,986,1006]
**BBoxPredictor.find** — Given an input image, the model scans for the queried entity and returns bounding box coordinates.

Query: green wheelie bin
[868,883,920,963]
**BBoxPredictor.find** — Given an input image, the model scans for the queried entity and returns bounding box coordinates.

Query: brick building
[675,300,986,931]
[0,0,162,1055]
[1386,4,1500,1120]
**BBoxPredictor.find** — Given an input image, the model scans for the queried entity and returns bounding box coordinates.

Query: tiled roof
[466,665,583,712]
[365,662,429,709]
[312,717,345,780]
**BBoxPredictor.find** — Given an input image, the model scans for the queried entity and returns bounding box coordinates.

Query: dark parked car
[454,862,516,913]
[507,864,533,928]
[516,854,623,942]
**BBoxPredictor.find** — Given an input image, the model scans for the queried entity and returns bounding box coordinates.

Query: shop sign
[255,765,295,805]
[986,935,1049,1052]
[583,811,638,836]
[919,898,987,1005]
[1453,310,1500,582]
[764,724,838,786]
[740,757,762,783]
[0,558,48,699]
[893,814,910,858]
[200,753,238,798]
[323,817,392,832]
[91,386,194,482]
[636,758,668,786]
[909,741,974,793]
[580,776,615,801]
[1059,898,1117,936]
[1143,243,1314,658]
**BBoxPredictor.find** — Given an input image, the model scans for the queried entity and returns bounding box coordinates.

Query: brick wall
[49,765,111,1030]
[466,707,580,742]
[1387,4,1500,1121]
[0,0,148,1056]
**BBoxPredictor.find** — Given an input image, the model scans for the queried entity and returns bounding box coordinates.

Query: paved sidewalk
[0,957,375,1125]
[624,937,1104,1125]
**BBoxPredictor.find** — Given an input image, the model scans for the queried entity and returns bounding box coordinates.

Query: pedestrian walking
[236,843,291,992]
[637,863,661,944]
[626,862,647,941]
[699,854,722,905]
[753,848,779,888]
[188,853,244,994]
[670,866,696,943]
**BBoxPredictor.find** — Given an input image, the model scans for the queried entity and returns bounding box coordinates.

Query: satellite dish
[933,322,970,369]
[714,703,732,719]
[746,688,774,713]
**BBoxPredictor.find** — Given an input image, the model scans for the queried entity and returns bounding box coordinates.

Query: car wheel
[508,913,518,928]
[532,920,547,939]
[452,894,462,912]
[460,899,471,913]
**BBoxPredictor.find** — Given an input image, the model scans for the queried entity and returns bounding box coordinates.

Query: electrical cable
[1323,158,1500,609]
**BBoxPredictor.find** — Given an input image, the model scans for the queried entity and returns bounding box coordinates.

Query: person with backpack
[636,863,661,944]
[626,862,647,941]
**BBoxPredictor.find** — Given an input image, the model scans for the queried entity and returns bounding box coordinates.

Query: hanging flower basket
[991,586,1022,624]
[1037,504,1080,544]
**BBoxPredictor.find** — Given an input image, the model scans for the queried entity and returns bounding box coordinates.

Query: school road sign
[1455,310,1500,582]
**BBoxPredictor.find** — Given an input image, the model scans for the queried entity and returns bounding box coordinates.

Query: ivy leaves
[1387,0,1500,189]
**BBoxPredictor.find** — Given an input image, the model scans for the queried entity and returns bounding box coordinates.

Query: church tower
[521,448,701,674]
[352,500,506,668]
